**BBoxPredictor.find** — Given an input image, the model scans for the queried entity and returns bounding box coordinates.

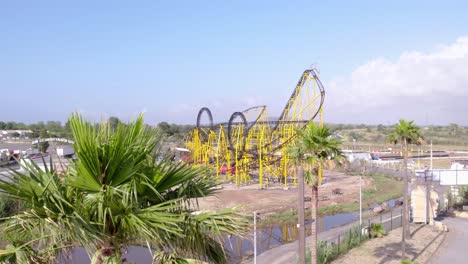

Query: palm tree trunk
[297,167,306,263]
[92,242,121,264]
[402,138,410,260]
[311,183,318,264]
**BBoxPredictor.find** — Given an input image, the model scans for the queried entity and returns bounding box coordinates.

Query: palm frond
[293,123,344,185]
[0,113,246,263]
[387,119,424,146]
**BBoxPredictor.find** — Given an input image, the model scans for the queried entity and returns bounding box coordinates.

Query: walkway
[429,217,468,264]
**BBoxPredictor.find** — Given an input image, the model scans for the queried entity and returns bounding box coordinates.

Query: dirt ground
[332,224,446,264]
[198,170,372,215]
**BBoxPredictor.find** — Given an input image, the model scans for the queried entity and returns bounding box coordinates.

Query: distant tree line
[3,118,467,147]
[157,122,194,139]
[328,123,468,146]
[0,117,154,140]
[0,121,71,139]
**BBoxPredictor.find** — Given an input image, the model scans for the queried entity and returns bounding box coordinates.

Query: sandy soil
[332,224,446,264]
[198,170,372,215]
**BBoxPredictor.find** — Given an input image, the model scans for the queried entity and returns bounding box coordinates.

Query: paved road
[429,217,468,264]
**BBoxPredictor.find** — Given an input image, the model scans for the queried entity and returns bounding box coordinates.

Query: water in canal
[60,210,362,263]
[59,199,398,263]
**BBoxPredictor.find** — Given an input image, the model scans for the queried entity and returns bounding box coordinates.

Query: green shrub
[302,226,367,264]
[305,241,337,264]
[342,226,365,250]
[370,223,385,238]
[401,260,418,264]
[0,197,23,219]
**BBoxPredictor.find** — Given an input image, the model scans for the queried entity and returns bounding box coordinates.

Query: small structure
[451,160,468,169]
[342,151,371,163]
[411,184,440,224]
[173,147,190,162]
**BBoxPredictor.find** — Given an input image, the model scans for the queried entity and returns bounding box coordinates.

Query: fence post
[390,210,393,230]
[401,208,403,227]
[368,219,371,238]
[253,211,257,264]
[359,223,362,242]
[338,234,341,251]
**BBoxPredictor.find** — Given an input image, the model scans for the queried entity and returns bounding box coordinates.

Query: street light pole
[360,167,364,227]
[254,211,257,264]
[430,140,433,171]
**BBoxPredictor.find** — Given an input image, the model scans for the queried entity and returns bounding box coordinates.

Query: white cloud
[327,36,468,125]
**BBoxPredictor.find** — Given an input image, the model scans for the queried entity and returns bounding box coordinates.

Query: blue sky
[1,1,468,125]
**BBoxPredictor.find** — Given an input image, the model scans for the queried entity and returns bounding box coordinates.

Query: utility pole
[430,140,433,170]
[360,166,364,227]
[254,211,257,264]
[418,147,421,169]
[427,140,433,224]
[297,167,306,263]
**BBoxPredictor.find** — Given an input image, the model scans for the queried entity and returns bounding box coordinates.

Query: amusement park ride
[185,68,325,187]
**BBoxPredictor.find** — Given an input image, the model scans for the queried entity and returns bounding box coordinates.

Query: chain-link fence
[324,207,403,247]
[228,207,405,263]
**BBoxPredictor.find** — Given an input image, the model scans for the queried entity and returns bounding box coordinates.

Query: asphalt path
[429,217,468,264]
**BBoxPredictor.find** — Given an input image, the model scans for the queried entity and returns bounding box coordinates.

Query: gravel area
[198,170,371,215]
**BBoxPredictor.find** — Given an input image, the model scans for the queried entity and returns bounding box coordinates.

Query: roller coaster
[186,68,325,187]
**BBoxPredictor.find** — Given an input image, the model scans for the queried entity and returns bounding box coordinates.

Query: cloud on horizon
[326,36,468,125]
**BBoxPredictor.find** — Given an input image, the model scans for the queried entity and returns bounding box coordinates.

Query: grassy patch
[260,209,297,226]
[363,173,403,206]
[318,202,359,216]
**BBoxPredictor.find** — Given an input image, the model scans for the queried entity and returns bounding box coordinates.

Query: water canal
[61,199,398,263]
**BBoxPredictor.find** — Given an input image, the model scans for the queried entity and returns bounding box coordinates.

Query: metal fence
[423,169,468,185]
[322,207,403,246]
[241,207,405,263]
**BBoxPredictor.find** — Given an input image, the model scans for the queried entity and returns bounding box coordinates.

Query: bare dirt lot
[332,224,446,264]
[198,170,372,215]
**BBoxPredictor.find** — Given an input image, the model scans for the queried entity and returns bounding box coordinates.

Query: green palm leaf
[0,113,246,264]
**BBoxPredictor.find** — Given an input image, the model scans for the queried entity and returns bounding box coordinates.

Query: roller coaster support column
[216,130,222,181]
[259,126,264,188]
[283,152,288,187]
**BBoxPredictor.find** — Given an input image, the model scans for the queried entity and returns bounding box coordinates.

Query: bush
[303,226,367,264]
[318,240,337,264]
[0,197,23,219]
[370,223,385,238]
[305,241,337,264]
[342,226,364,250]
[401,260,418,264]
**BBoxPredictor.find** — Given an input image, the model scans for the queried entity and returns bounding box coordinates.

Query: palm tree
[388,119,423,260]
[0,113,247,264]
[295,123,343,264]
[287,141,307,263]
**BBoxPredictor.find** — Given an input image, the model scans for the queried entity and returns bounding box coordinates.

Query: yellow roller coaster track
[186,68,325,188]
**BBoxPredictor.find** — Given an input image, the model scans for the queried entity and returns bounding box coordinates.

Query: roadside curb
[427,228,448,262]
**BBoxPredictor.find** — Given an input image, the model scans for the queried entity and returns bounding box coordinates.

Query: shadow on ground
[373,230,444,264]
